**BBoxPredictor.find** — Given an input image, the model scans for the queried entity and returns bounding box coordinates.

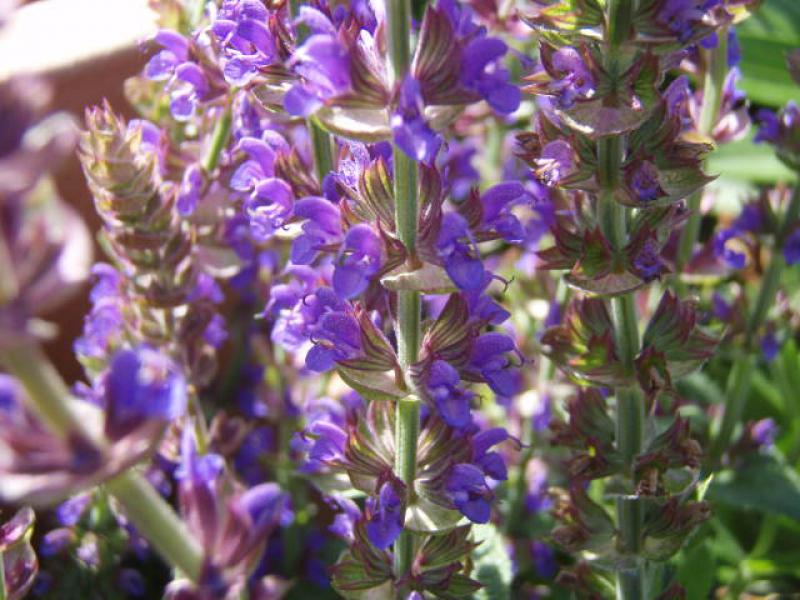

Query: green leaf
[737,0,800,107]
[706,135,798,184]
[708,451,800,520]
[470,524,514,600]
[677,540,716,599]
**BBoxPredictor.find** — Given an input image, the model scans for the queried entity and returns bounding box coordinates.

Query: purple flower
[481,182,529,243]
[761,330,780,362]
[535,140,574,186]
[440,140,479,199]
[469,332,522,399]
[472,428,511,481]
[632,237,666,281]
[426,360,474,429]
[305,303,362,372]
[365,480,404,550]
[103,346,187,440]
[75,264,125,361]
[212,0,279,86]
[285,24,351,116]
[461,37,520,114]
[333,224,383,299]
[754,109,780,144]
[145,30,190,81]
[291,197,343,264]
[244,177,294,241]
[392,76,441,163]
[437,212,485,290]
[629,161,664,202]
[783,228,800,265]
[445,463,493,523]
[713,228,746,269]
[177,163,205,216]
[170,63,211,121]
[752,418,778,447]
[711,292,732,322]
[549,47,595,108]
[657,0,713,42]
[531,541,557,579]
[733,203,763,234]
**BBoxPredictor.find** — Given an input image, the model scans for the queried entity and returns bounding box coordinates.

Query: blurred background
[0,0,157,382]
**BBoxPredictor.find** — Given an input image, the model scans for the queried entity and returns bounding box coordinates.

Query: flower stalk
[676,30,729,272]
[601,2,646,596]
[387,0,421,581]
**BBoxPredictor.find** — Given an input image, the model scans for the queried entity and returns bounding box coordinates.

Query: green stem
[600,1,645,588]
[202,108,232,173]
[0,551,6,600]
[675,31,729,273]
[393,396,420,575]
[1,343,203,582]
[107,470,203,581]
[2,344,92,440]
[309,120,334,185]
[386,0,420,583]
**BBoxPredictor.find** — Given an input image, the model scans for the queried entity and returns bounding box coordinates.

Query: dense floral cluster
[2,0,800,598]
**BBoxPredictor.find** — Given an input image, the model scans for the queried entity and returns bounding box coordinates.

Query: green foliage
[470,524,514,600]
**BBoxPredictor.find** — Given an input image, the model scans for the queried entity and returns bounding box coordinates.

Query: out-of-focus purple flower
[548,47,595,108]
[445,463,493,523]
[525,458,550,513]
[713,228,746,269]
[657,0,714,43]
[727,29,741,66]
[103,346,187,441]
[469,332,522,399]
[333,224,383,299]
[711,292,732,322]
[426,360,474,429]
[40,528,74,557]
[752,418,778,447]
[177,163,205,216]
[531,541,557,579]
[145,30,190,81]
[170,63,211,121]
[761,329,780,362]
[328,496,361,541]
[75,264,125,362]
[733,202,763,233]
[118,569,146,597]
[364,480,404,550]
[437,212,484,290]
[440,140,479,200]
[783,228,800,265]
[392,76,441,163]
[56,494,91,526]
[532,394,552,432]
